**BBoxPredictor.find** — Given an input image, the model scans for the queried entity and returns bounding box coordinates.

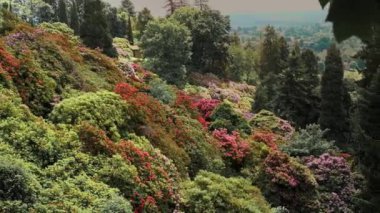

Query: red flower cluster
[0,45,20,78]
[212,129,250,163]
[115,83,139,100]
[252,131,278,150]
[194,98,220,120]
[175,91,197,110]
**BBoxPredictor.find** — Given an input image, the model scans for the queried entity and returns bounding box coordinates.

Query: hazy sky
[106,0,323,16]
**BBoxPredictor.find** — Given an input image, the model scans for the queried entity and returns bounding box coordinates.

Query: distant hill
[229,11,328,28]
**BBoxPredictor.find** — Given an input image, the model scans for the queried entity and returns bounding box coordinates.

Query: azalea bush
[252,131,279,150]
[213,128,250,166]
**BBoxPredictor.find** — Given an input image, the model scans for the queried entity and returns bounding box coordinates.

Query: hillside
[1,1,378,212]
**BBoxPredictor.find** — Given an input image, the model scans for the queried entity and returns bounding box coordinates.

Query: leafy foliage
[281,124,336,157]
[180,171,272,213]
[49,91,130,141]
[141,19,192,86]
[210,102,251,135]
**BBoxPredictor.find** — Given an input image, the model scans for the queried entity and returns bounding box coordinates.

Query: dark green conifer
[127,15,134,45]
[57,0,68,24]
[69,0,80,34]
[319,44,350,145]
[253,26,284,112]
[80,0,117,57]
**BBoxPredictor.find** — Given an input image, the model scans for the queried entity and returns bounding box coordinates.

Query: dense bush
[281,124,336,157]
[250,110,295,140]
[259,151,320,212]
[304,153,361,212]
[212,129,250,166]
[0,157,38,204]
[210,102,252,135]
[49,91,130,141]
[180,171,272,213]
[148,78,176,104]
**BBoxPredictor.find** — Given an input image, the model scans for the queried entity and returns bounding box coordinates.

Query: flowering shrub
[250,110,295,140]
[260,151,320,211]
[212,129,250,164]
[304,153,360,212]
[114,83,139,100]
[252,131,279,150]
[115,83,192,176]
[78,125,180,212]
[0,43,20,82]
[194,98,220,120]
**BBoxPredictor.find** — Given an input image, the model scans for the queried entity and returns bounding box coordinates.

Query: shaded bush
[0,158,37,203]
[210,102,251,135]
[259,151,320,212]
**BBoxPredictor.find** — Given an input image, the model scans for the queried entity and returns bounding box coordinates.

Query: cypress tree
[121,0,135,16]
[356,27,380,210]
[319,44,350,145]
[57,0,68,24]
[80,0,117,57]
[127,15,134,45]
[69,0,80,34]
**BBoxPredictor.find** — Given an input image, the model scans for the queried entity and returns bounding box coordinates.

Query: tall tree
[69,0,80,34]
[253,26,284,112]
[136,7,154,37]
[57,0,68,24]
[171,7,231,73]
[121,0,135,16]
[356,26,380,211]
[80,0,116,57]
[141,19,192,86]
[127,15,134,45]
[319,44,350,145]
[274,46,321,127]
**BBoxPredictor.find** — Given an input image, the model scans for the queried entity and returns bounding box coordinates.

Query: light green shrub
[180,171,272,213]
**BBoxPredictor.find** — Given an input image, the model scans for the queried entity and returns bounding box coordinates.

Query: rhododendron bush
[260,151,320,212]
[304,154,361,212]
[213,128,250,164]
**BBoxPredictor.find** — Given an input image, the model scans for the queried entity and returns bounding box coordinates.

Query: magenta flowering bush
[304,153,360,212]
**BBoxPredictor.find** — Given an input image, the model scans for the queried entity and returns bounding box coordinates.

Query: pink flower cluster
[212,128,250,162]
